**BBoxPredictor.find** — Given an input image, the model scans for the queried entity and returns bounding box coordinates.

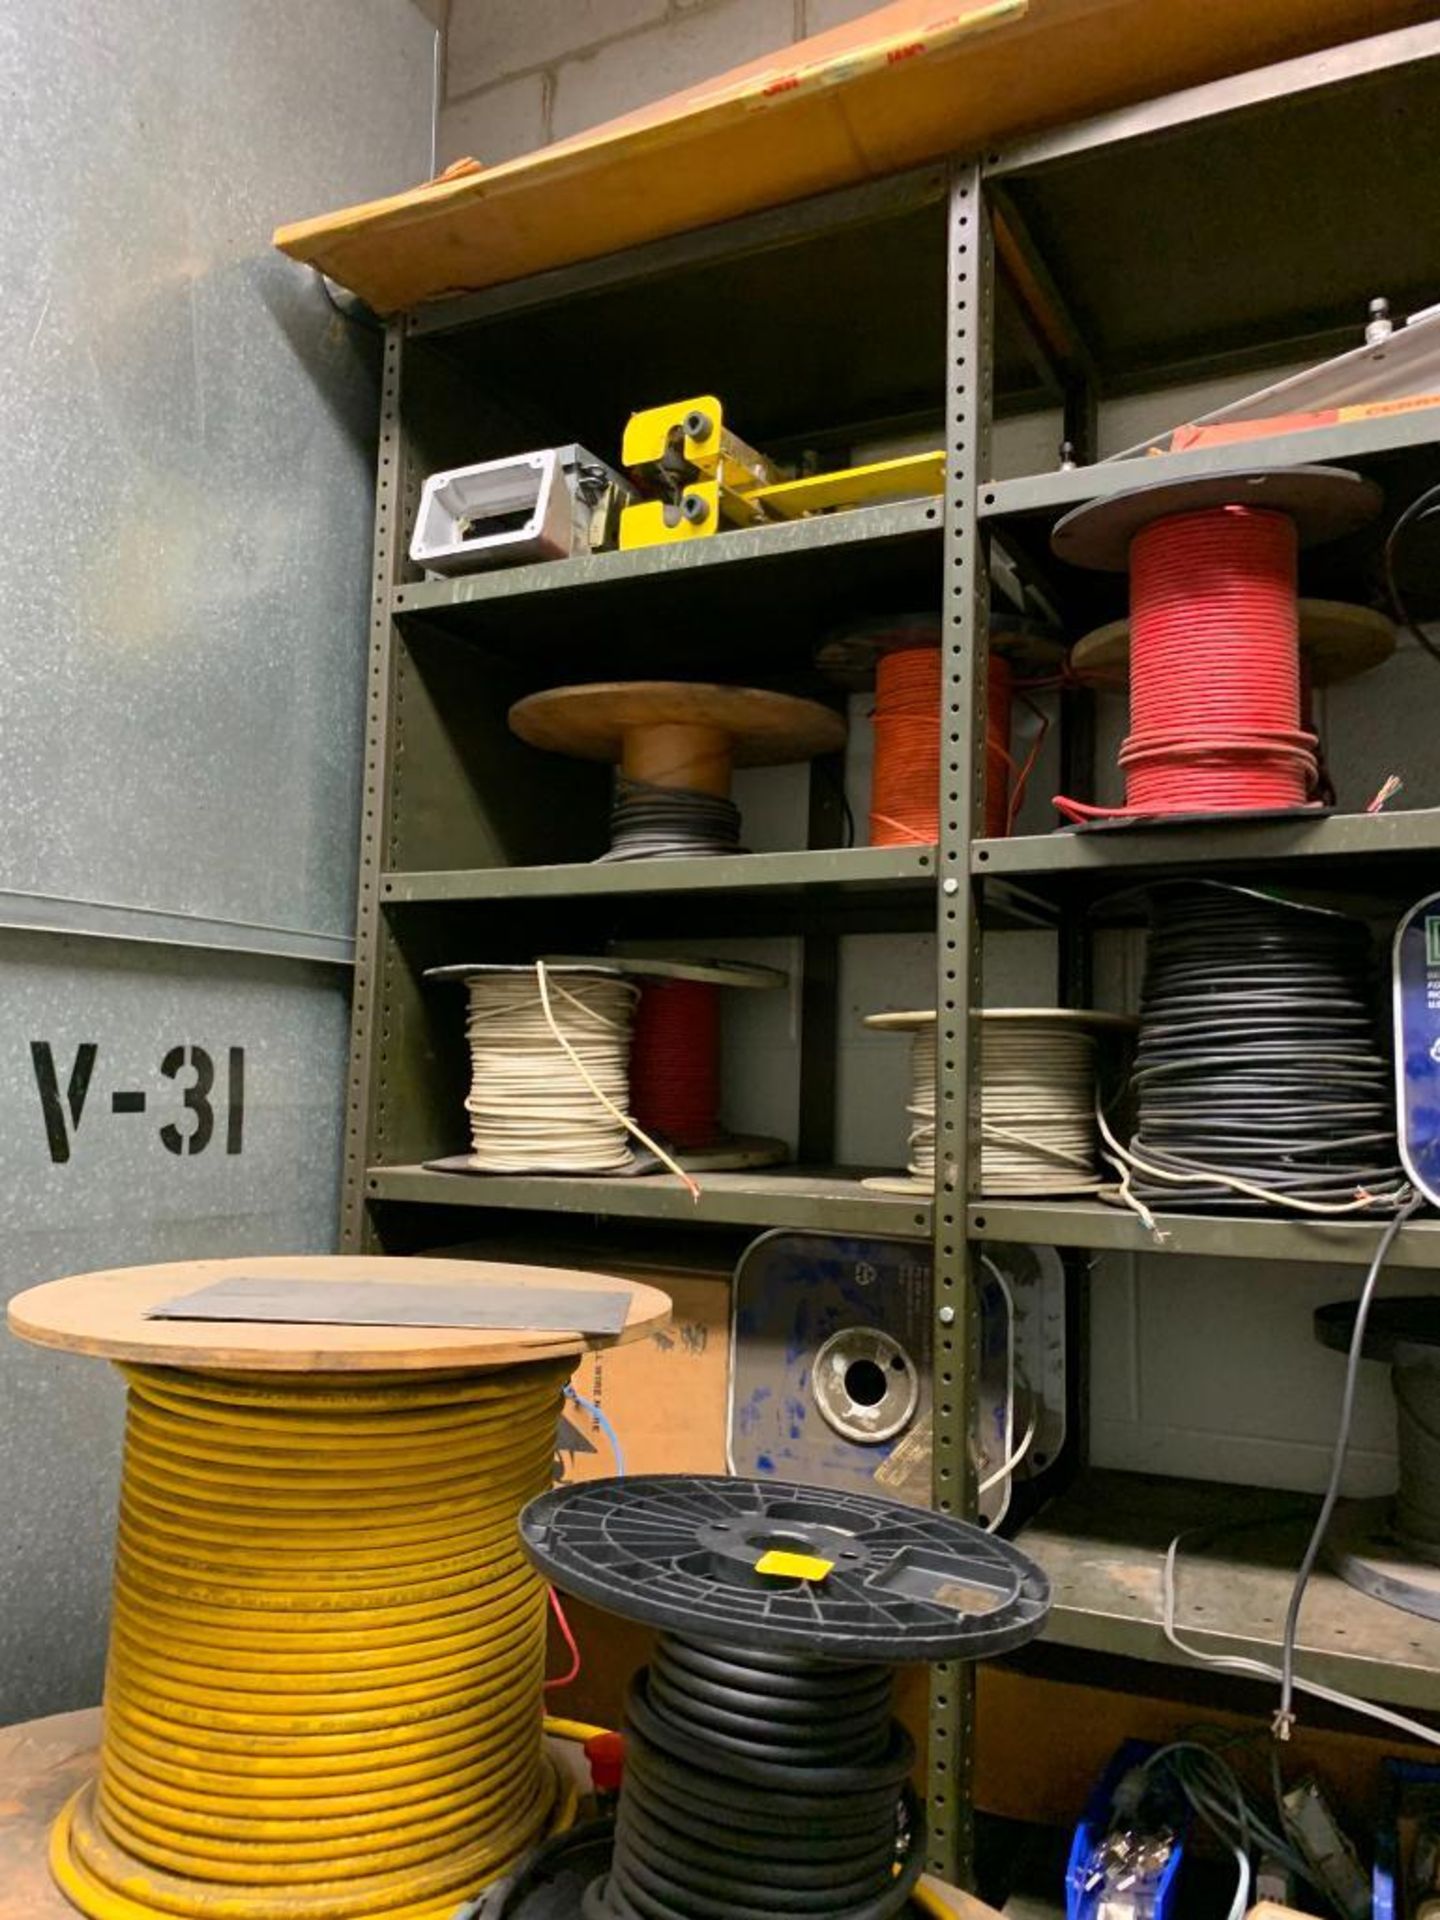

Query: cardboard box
[560,1268,730,1482]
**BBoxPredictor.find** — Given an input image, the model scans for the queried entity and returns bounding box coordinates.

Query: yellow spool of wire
[5,1254,670,1920]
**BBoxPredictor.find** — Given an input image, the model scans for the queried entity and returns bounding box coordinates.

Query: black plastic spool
[518,1476,1050,1920]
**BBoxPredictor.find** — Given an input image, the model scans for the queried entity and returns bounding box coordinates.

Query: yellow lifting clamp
[619,395,943,549]
[620,396,778,548]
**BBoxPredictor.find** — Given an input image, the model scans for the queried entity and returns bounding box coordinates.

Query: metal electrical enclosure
[0,0,434,1721]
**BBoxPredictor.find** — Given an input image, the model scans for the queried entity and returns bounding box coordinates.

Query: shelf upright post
[342,320,417,1254]
[928,158,995,1887]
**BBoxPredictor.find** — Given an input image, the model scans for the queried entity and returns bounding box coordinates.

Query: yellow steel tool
[619,395,942,548]
[620,396,778,547]
[748,448,945,519]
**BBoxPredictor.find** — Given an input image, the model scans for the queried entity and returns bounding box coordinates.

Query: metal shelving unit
[343,18,1440,1887]
[366,1165,931,1235]
[968,18,1440,1771]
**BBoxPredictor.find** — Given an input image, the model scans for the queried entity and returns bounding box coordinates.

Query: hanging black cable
[1383,478,1440,670]
[1109,882,1410,1216]
[600,778,744,862]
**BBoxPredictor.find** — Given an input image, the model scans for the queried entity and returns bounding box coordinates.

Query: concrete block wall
[440,0,881,168]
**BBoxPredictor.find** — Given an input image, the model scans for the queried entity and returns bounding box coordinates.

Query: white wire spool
[427,962,643,1175]
[862,1008,1134,1197]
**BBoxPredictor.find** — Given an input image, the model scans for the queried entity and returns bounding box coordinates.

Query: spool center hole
[845,1359,890,1407]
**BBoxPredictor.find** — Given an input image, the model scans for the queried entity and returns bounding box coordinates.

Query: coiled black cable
[1112,882,1410,1215]
[599,779,744,863]
[584,1634,924,1920]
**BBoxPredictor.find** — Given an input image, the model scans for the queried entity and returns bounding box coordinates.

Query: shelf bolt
[938,1304,956,1326]
[942,877,960,896]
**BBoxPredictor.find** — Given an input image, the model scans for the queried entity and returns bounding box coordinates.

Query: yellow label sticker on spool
[755,1549,834,1581]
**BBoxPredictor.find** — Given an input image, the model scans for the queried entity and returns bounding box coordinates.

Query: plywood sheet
[273,0,1428,312]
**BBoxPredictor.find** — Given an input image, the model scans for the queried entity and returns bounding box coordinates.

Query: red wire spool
[870,646,1018,843]
[1056,504,1318,822]
[629,977,722,1149]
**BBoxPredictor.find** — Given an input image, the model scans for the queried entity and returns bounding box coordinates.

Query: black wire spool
[1122,882,1410,1214]
[518,1475,1051,1920]
[599,778,744,862]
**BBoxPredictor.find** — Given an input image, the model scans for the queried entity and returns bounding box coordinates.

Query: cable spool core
[6,1256,671,1920]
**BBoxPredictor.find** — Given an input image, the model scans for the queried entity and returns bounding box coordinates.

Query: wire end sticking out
[1367,773,1403,814]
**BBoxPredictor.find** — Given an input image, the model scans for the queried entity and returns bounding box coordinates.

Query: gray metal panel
[408,167,949,336]
[986,23,1440,178]
[0,0,432,1723]
[980,406,1440,514]
[1021,1469,1440,1711]
[383,845,937,902]
[969,1199,1440,1270]
[367,1164,932,1237]
[986,28,1440,391]
[392,499,942,615]
[972,807,1440,878]
[1,934,350,1722]
[0,0,432,943]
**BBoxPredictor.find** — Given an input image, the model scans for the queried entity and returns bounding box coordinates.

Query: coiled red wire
[629,978,721,1150]
[871,646,1019,844]
[1056,505,1318,822]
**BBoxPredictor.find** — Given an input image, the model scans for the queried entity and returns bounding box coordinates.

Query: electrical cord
[1108,883,1409,1218]
[980,1019,1106,1195]
[1136,1737,1351,1920]
[51,1359,576,1920]
[1055,506,1318,821]
[565,1386,626,1478]
[600,779,743,862]
[1383,478,1440,669]
[589,1636,924,1920]
[904,1026,937,1181]
[1276,1193,1424,1736]
[461,965,698,1196]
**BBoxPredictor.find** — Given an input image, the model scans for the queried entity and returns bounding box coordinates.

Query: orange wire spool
[870,646,1018,845]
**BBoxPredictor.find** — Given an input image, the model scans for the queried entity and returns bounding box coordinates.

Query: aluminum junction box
[410,445,632,574]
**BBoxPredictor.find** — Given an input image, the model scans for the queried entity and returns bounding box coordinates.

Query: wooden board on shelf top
[7,1255,670,1373]
[271,1,1421,313]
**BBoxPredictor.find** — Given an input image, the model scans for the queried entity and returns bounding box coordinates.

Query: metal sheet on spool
[727,1231,1065,1527]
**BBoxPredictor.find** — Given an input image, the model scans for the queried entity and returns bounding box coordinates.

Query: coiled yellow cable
[51,1357,575,1920]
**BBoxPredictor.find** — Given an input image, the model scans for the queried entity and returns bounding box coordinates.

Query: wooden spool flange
[8,1253,671,1372]
[1071,598,1396,688]
[508,682,846,798]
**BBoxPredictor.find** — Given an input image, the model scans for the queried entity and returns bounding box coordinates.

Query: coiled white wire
[980,1018,1104,1197]
[463,968,638,1171]
[461,965,696,1192]
[904,1027,937,1180]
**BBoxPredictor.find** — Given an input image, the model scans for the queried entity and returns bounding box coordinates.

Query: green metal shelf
[972,807,1440,882]
[970,1199,1440,1269]
[392,498,941,618]
[980,405,1440,526]
[1021,1469,1440,1713]
[382,844,935,906]
[982,27,1440,397]
[366,1164,931,1235]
